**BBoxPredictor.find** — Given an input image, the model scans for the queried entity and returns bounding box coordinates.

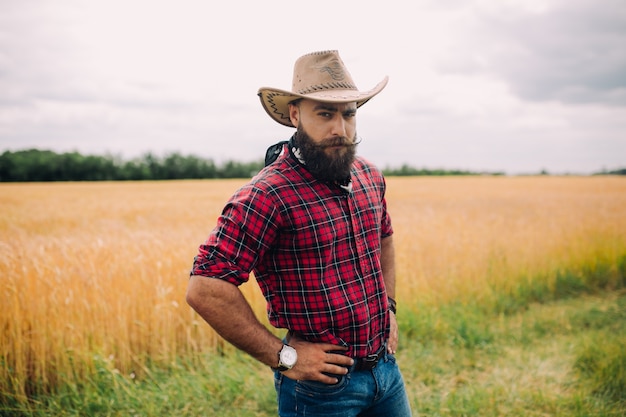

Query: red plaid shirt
[191,149,393,358]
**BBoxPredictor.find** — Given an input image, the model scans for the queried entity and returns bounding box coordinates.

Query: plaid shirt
[191,148,393,358]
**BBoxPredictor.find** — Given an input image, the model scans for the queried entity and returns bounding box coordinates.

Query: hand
[387,311,398,354]
[282,334,354,384]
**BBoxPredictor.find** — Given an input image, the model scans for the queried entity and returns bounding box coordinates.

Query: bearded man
[186,50,412,417]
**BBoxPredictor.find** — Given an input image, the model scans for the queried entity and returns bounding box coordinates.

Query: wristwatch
[275,344,298,372]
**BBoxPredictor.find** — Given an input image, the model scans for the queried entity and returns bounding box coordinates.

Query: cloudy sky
[1,0,624,174]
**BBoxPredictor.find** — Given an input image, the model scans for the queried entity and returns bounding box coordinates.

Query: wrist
[272,344,297,372]
[387,296,397,315]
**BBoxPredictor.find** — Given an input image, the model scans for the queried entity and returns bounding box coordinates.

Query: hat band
[297,81,357,95]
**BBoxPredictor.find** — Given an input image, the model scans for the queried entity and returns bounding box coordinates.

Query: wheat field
[1,176,625,402]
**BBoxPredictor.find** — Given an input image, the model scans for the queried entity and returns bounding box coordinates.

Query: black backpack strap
[264,140,289,166]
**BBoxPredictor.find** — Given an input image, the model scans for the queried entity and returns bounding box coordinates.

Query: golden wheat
[388,176,626,306]
[1,176,625,399]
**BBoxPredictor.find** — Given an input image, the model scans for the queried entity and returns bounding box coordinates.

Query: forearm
[186,275,283,367]
[381,235,396,299]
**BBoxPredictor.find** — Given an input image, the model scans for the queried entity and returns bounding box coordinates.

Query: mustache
[314,136,361,149]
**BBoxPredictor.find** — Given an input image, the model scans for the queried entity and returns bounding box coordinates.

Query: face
[289,99,359,182]
[289,99,358,146]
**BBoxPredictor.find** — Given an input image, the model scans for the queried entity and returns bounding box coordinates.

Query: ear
[288,103,299,128]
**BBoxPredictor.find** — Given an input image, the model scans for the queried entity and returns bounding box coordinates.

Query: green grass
[3,290,624,417]
[400,291,626,416]
[1,352,277,417]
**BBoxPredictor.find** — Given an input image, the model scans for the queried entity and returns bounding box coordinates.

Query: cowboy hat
[258,50,389,127]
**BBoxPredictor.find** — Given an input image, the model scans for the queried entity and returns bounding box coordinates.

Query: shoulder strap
[264,140,289,166]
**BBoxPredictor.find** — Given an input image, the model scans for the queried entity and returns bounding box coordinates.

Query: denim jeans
[274,350,412,417]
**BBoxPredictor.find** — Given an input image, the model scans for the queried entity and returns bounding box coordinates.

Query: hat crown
[292,50,358,95]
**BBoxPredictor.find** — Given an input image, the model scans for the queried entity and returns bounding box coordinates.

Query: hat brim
[258,76,389,127]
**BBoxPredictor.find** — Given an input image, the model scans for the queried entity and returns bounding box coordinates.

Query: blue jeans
[274,350,412,417]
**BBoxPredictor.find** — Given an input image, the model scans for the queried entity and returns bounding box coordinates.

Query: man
[186,50,412,416]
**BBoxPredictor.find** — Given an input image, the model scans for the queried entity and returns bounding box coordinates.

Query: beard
[293,127,358,183]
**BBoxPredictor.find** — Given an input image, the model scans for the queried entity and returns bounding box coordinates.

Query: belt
[353,344,386,371]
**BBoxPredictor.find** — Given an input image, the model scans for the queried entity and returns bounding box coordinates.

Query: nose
[330,115,347,137]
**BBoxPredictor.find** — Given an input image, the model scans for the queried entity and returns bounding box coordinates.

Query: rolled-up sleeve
[191,185,280,286]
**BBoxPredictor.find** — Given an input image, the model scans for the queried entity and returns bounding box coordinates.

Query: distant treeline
[596,168,626,175]
[0,149,623,182]
[382,163,504,177]
[0,149,264,182]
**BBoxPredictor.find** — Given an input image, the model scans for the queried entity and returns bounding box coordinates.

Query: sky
[0,0,625,174]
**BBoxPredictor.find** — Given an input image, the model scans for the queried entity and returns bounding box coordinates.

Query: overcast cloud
[0,0,624,174]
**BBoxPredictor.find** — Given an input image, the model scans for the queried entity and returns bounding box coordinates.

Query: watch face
[281,346,297,366]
